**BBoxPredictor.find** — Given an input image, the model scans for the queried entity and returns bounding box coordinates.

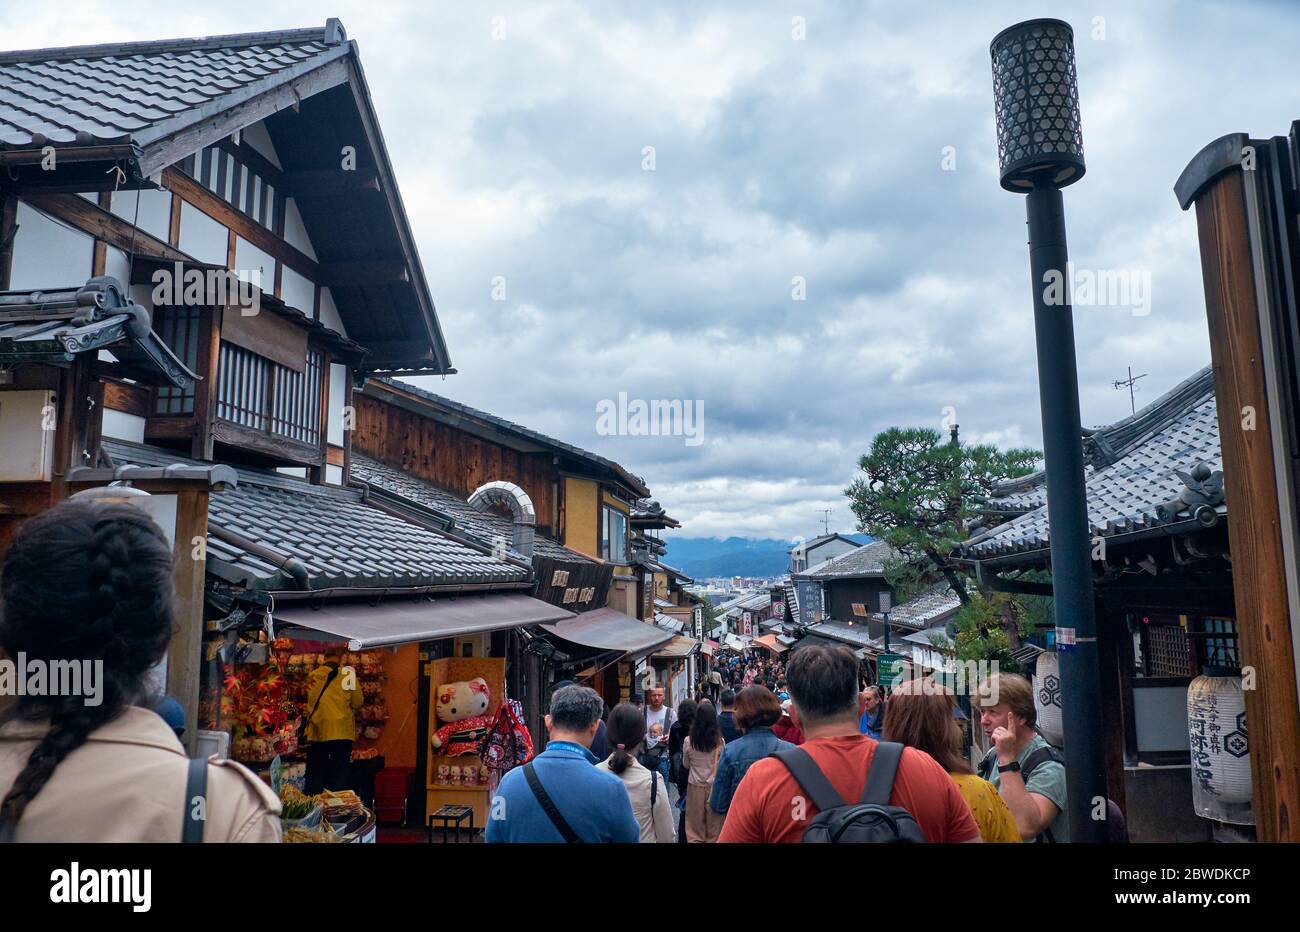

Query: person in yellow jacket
[303,646,364,795]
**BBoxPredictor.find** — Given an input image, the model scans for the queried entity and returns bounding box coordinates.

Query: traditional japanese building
[964,366,1232,841]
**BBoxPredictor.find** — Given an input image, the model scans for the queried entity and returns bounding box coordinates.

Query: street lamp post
[990,18,1107,843]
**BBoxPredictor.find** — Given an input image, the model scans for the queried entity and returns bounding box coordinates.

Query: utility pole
[1112,366,1147,415]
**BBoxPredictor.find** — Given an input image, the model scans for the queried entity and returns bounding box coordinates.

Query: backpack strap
[181,755,208,844]
[1019,744,1063,780]
[522,762,582,844]
[649,768,658,808]
[861,741,904,806]
[772,748,845,813]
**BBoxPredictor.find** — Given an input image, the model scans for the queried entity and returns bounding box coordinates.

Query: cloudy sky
[5,1,1296,541]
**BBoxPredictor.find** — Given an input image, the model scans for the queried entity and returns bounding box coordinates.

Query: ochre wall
[564,476,599,558]
[369,643,420,769]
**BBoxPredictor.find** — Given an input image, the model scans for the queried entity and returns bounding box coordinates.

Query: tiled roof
[102,440,530,592]
[878,583,962,630]
[349,454,587,563]
[0,21,451,375]
[369,377,651,497]
[967,367,1222,560]
[805,620,877,649]
[792,533,860,553]
[632,498,680,528]
[721,592,771,617]
[0,24,348,159]
[798,540,896,579]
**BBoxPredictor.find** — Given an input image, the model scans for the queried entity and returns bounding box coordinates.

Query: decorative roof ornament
[1156,462,1225,525]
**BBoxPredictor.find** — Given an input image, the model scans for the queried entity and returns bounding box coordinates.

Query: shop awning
[539,607,673,658]
[700,641,715,657]
[275,594,576,649]
[653,635,700,659]
[724,634,748,652]
[755,634,788,655]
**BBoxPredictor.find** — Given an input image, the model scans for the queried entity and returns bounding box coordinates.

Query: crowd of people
[487,642,1107,844]
[0,498,1103,845]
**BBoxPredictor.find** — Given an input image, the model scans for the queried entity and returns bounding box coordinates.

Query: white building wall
[280,264,315,314]
[178,201,227,266]
[9,201,94,288]
[318,287,345,335]
[102,409,146,444]
[108,188,172,243]
[327,362,348,446]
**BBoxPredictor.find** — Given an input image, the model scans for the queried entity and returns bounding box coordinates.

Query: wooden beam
[1,189,19,289]
[163,167,318,281]
[192,306,220,461]
[280,170,380,199]
[22,193,186,261]
[168,190,182,247]
[170,486,210,754]
[213,418,323,467]
[1191,168,1300,842]
[137,56,350,179]
[215,137,284,188]
[316,260,409,287]
[102,378,151,419]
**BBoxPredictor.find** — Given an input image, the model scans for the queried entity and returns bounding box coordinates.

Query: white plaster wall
[9,201,93,288]
[281,264,315,314]
[108,188,172,243]
[102,409,146,443]
[178,201,227,266]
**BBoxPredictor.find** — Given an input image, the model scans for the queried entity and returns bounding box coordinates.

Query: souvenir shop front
[207,593,574,836]
[534,607,675,709]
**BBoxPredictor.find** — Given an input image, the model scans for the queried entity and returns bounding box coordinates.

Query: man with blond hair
[973,672,1067,843]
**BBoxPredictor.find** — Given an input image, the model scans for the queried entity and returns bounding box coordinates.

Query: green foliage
[950,591,1031,673]
[844,426,1040,598]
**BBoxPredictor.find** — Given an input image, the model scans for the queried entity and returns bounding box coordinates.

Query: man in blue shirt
[486,685,638,843]
[859,685,885,739]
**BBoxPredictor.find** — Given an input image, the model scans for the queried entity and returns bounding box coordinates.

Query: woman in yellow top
[303,646,365,795]
[883,678,1021,843]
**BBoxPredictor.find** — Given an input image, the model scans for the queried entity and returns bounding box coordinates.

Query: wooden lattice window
[217,342,268,430]
[270,349,323,445]
[216,341,323,445]
[153,306,201,415]
[1145,623,1194,678]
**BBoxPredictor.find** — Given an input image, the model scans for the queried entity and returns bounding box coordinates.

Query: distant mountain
[665,534,871,579]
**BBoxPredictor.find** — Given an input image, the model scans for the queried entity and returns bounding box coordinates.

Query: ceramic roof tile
[349,454,590,563]
[967,367,1222,560]
[0,26,343,150]
[101,440,530,592]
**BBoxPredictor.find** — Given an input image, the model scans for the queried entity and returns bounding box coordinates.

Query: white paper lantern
[1187,673,1254,824]
[1033,651,1064,747]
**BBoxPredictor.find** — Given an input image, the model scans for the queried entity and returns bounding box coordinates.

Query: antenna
[819,509,831,536]
[1112,367,1148,415]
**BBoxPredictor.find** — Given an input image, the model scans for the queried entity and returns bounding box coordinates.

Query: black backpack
[977,743,1129,843]
[773,742,927,843]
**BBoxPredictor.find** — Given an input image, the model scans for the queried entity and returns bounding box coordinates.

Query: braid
[0,698,121,840]
[0,499,175,840]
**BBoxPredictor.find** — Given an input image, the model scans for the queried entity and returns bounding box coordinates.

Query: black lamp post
[990,18,1106,844]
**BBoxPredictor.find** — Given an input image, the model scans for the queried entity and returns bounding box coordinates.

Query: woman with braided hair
[0,498,280,842]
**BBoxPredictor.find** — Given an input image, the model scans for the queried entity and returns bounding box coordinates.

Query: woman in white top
[596,703,675,843]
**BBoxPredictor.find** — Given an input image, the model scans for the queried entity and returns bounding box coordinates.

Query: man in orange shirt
[718,645,981,844]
